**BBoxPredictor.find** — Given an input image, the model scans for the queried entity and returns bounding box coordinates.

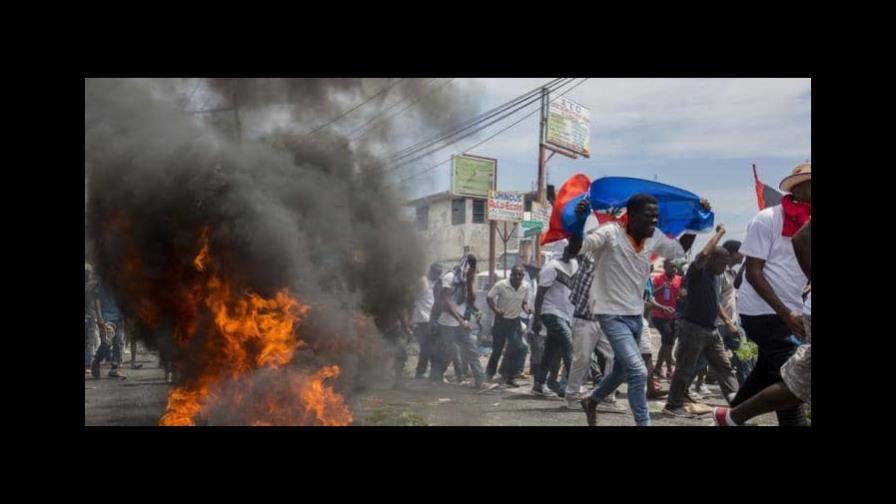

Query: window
[416,205,429,231]
[451,198,466,225]
[472,199,486,223]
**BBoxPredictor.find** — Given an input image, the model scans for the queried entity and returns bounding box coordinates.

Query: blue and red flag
[589,177,714,237]
[540,173,591,246]
[541,175,715,246]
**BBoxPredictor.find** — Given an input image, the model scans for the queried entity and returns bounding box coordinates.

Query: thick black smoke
[85,78,476,394]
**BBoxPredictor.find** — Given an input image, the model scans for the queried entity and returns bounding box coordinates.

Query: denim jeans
[536,314,573,388]
[589,315,651,426]
[487,316,527,380]
[431,324,485,386]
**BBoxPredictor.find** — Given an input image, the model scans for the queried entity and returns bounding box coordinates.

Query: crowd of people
[401,163,811,426]
[86,164,811,427]
[84,264,145,381]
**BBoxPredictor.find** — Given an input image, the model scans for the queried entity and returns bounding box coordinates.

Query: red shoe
[713,407,737,426]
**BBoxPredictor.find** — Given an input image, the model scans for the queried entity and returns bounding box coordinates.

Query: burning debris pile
[85,78,474,426]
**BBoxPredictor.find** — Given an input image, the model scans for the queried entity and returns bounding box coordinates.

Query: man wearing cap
[730,163,811,426]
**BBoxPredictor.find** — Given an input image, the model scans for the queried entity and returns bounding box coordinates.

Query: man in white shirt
[714,219,811,426]
[729,163,810,426]
[569,193,708,426]
[486,265,531,387]
[531,247,579,396]
[413,263,443,380]
[430,255,496,391]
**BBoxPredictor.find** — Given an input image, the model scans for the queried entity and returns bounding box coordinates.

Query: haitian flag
[589,177,715,237]
[540,173,591,246]
[753,164,782,210]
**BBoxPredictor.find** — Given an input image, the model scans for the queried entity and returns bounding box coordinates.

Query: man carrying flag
[568,192,711,426]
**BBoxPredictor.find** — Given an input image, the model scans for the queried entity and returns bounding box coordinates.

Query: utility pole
[232,81,243,141]
[534,87,548,267]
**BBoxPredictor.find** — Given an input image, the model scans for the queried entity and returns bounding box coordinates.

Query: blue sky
[390,78,811,249]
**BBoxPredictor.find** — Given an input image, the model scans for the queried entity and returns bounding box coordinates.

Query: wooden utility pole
[534,87,548,267]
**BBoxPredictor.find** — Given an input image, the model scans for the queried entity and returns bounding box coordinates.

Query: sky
[389,78,811,250]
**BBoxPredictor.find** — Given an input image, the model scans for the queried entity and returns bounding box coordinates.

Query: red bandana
[780,194,811,237]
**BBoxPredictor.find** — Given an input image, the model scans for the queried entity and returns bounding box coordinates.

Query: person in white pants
[564,252,621,409]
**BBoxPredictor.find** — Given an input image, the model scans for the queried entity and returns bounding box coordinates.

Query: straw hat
[779,162,811,193]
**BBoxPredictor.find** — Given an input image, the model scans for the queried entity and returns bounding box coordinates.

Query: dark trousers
[732,314,806,426]
[666,319,739,409]
[414,323,434,378]
[383,327,408,379]
[536,314,573,388]
[486,316,524,379]
[92,320,124,368]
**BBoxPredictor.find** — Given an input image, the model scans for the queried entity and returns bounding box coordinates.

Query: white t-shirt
[487,278,529,319]
[538,258,579,322]
[437,271,467,327]
[581,223,685,316]
[412,276,434,324]
[737,206,809,316]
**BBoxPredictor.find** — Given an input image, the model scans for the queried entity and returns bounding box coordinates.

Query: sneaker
[475,382,499,393]
[565,397,581,409]
[108,368,126,379]
[130,363,144,370]
[580,396,598,426]
[662,406,691,418]
[696,384,712,396]
[546,382,566,398]
[530,385,555,396]
[713,407,738,426]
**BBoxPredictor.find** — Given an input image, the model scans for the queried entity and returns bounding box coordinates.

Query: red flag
[753,164,783,210]
[540,173,591,246]
[753,164,765,210]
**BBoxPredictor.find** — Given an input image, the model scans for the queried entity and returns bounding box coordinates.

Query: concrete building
[405,191,518,269]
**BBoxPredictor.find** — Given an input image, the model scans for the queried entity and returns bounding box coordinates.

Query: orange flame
[158,228,352,426]
[193,227,211,272]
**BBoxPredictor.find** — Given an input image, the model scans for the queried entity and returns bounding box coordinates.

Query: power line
[302,78,406,137]
[388,78,569,163]
[387,78,567,163]
[390,78,589,188]
[387,78,577,171]
[348,78,453,140]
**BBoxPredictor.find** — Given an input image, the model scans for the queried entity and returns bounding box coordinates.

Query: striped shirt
[569,255,599,321]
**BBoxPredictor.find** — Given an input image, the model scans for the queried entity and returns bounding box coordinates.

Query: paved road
[85,329,779,427]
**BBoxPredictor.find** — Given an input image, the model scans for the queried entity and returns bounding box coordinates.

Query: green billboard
[451,154,496,198]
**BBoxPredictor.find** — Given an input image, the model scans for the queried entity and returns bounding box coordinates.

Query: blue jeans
[589,315,650,426]
[431,325,485,386]
[487,317,527,380]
